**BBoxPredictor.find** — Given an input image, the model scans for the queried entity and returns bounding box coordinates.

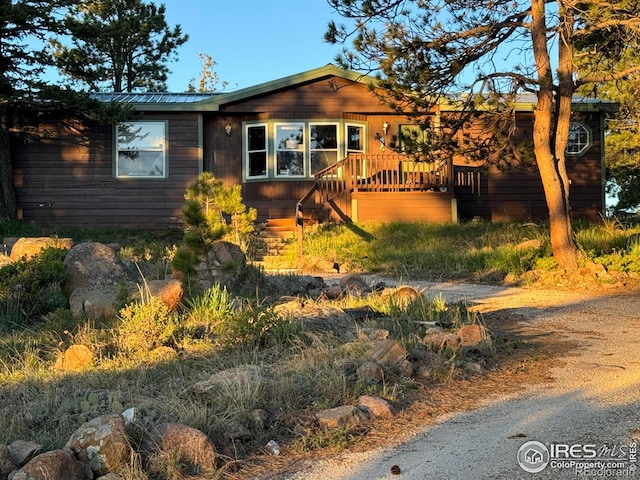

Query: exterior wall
[11,112,202,228]
[454,112,604,222]
[352,192,455,223]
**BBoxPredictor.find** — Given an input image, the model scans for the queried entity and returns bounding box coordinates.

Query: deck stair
[251,218,297,267]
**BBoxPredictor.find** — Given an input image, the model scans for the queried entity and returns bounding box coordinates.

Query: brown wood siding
[352,192,454,223]
[12,112,202,229]
[221,78,396,114]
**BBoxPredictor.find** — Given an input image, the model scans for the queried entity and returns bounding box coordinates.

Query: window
[246,124,268,178]
[243,120,366,180]
[310,123,338,174]
[566,122,592,156]
[116,121,167,178]
[346,124,365,154]
[275,123,305,177]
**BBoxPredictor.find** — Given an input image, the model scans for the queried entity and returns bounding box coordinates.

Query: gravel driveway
[283,279,640,480]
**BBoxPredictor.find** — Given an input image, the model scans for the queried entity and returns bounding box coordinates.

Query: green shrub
[116,296,178,356]
[0,247,68,327]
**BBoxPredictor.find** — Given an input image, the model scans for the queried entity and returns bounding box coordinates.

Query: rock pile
[1,413,216,480]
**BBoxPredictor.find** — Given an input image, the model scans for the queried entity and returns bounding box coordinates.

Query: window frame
[242,120,367,181]
[274,122,306,178]
[115,121,168,179]
[245,123,269,179]
[565,121,592,156]
[309,121,340,175]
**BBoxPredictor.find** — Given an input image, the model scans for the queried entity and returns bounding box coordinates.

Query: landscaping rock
[145,423,216,476]
[9,237,73,261]
[62,242,132,296]
[423,332,461,351]
[53,344,94,372]
[69,285,120,318]
[8,449,90,480]
[316,405,369,429]
[339,274,370,295]
[385,286,421,308]
[357,395,395,419]
[357,361,384,382]
[138,279,184,311]
[192,240,246,290]
[368,339,407,365]
[65,413,132,476]
[457,324,491,351]
[0,445,16,478]
[7,440,42,467]
[190,364,267,395]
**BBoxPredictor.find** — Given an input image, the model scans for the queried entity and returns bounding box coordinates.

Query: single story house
[10,64,616,229]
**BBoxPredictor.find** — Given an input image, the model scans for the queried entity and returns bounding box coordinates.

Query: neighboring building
[9,64,616,229]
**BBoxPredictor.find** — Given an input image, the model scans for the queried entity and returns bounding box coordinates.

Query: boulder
[9,237,73,261]
[338,274,370,295]
[63,242,132,296]
[53,344,94,372]
[192,241,246,290]
[315,405,368,429]
[456,324,491,351]
[423,332,461,351]
[65,413,132,476]
[8,450,90,480]
[146,279,183,311]
[145,423,216,476]
[386,286,421,309]
[357,395,395,419]
[68,285,120,318]
[356,362,384,382]
[368,339,407,365]
[7,441,42,467]
[0,445,16,478]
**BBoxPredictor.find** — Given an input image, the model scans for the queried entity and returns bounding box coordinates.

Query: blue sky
[159,0,345,92]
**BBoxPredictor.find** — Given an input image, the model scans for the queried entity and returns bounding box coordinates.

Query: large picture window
[116,121,167,178]
[243,120,366,180]
[246,124,268,178]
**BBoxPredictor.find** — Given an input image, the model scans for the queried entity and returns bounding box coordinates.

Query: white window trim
[566,122,592,156]
[245,123,269,179]
[115,121,168,179]
[310,121,340,175]
[242,120,367,180]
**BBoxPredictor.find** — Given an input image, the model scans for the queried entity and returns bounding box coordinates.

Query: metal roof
[91,92,219,104]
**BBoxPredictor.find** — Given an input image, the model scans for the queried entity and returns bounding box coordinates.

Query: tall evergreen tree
[326,0,640,270]
[1,0,71,220]
[51,0,188,92]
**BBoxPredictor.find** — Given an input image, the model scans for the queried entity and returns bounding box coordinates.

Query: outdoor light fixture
[382,121,389,135]
[225,124,232,136]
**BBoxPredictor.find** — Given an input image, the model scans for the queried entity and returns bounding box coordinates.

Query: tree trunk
[530,0,579,271]
[0,106,17,222]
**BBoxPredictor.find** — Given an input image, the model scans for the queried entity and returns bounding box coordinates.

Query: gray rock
[69,285,120,318]
[0,445,16,478]
[192,241,246,290]
[423,332,461,351]
[7,440,42,467]
[356,362,384,382]
[63,242,132,296]
[65,413,132,476]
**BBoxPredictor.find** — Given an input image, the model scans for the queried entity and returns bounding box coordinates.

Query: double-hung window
[116,121,167,178]
[310,123,339,174]
[246,124,268,178]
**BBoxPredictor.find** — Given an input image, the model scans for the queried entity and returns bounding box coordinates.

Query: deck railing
[296,153,452,255]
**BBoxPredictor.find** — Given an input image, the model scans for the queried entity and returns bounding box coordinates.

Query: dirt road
[283,279,640,479]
